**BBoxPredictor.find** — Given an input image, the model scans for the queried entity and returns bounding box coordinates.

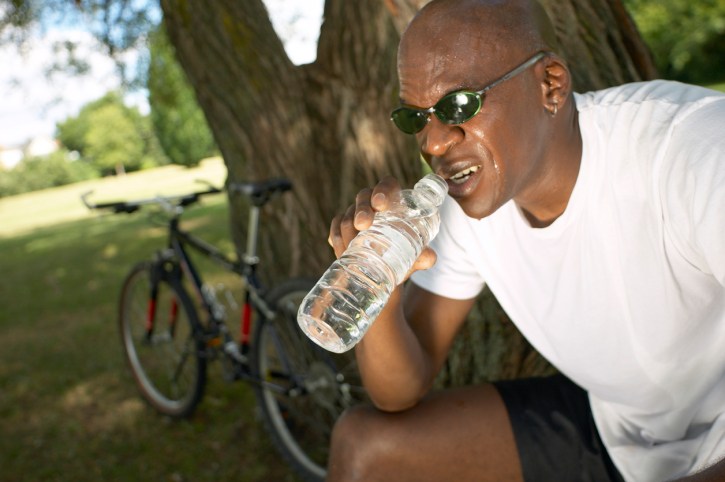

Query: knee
[327,405,394,482]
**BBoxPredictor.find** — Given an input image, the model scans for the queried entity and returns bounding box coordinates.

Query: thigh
[327,383,523,482]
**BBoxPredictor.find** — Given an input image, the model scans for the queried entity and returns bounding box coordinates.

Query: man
[325,0,725,481]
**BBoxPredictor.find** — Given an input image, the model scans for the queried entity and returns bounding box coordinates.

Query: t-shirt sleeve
[409,197,485,299]
[661,97,725,287]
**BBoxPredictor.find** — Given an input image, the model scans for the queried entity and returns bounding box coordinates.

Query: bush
[0,150,99,198]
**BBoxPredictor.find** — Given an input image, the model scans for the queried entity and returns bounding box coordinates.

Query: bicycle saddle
[228,178,293,206]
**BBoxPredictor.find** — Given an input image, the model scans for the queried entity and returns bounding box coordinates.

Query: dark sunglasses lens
[435,92,482,124]
[391,108,429,134]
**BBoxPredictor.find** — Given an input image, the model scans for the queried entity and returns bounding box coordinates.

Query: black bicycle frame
[165,215,270,357]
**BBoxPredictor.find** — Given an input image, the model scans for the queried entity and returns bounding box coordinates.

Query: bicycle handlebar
[81,177,294,214]
[81,184,223,215]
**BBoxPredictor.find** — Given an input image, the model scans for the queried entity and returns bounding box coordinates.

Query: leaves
[56,91,167,176]
[146,26,217,167]
[625,0,725,82]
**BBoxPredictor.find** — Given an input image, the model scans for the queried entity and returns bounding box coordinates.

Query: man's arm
[328,176,476,411]
[354,283,476,411]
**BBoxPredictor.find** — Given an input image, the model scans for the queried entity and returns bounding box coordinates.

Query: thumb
[411,247,437,274]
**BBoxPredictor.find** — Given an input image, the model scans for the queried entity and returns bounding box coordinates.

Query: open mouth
[449,165,480,184]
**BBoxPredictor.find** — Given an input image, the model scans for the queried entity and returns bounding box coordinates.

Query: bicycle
[82,178,366,482]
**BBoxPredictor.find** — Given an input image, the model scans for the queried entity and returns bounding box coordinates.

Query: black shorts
[493,374,625,482]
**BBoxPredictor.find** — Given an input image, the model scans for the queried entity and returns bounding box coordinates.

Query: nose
[418,116,463,158]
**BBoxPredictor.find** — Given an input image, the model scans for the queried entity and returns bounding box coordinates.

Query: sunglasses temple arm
[479,51,547,95]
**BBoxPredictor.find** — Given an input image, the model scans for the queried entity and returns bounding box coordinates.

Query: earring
[548,101,559,117]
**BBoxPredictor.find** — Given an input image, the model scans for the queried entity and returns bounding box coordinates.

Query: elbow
[366,383,430,413]
[369,396,420,413]
[361,362,437,413]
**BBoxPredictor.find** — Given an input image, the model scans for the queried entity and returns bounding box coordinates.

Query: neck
[518,103,582,228]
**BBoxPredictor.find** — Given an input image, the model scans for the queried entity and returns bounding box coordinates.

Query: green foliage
[55,112,89,154]
[147,26,217,167]
[85,104,145,174]
[625,0,725,83]
[56,91,168,176]
[0,149,98,198]
[0,91,169,197]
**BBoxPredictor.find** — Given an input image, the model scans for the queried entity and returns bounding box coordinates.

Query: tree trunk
[160,0,656,385]
[160,0,419,287]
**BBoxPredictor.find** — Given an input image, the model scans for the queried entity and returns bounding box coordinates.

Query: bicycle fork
[144,263,178,343]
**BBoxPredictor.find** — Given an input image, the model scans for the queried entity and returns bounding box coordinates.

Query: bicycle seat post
[229,178,292,269]
[244,205,261,266]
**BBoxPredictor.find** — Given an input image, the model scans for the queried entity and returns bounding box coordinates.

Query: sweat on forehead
[399,0,550,64]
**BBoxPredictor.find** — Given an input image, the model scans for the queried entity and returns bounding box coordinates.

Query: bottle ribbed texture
[298,174,448,353]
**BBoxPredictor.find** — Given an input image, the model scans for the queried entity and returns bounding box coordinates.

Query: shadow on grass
[0,199,301,482]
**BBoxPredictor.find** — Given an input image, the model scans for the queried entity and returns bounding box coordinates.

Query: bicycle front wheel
[252,278,367,482]
[119,261,206,418]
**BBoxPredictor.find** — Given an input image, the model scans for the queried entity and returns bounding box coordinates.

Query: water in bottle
[297,173,448,353]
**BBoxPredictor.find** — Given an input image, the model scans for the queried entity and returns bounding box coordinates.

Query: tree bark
[160,0,656,385]
[160,0,419,288]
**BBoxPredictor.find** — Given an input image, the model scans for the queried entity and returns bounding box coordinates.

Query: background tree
[147,25,217,167]
[84,102,145,175]
[56,91,167,175]
[624,0,725,84]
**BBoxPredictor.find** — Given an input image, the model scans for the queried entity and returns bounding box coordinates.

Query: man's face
[397,29,549,220]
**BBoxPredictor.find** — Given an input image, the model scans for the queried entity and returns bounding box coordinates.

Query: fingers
[328,204,356,258]
[370,176,401,212]
[353,188,374,231]
[328,176,404,259]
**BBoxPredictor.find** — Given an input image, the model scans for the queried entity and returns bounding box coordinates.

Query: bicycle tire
[119,261,207,418]
[252,278,367,482]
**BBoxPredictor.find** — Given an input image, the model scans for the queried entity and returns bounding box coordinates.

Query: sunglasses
[390,51,548,134]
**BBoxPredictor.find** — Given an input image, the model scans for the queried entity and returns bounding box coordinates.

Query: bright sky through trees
[0,0,323,148]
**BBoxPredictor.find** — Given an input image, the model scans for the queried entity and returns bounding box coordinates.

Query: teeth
[450,166,480,184]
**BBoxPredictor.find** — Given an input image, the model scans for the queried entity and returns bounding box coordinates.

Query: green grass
[706,81,725,93]
[0,158,300,482]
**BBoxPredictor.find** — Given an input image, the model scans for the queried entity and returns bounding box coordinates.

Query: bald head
[399,0,558,72]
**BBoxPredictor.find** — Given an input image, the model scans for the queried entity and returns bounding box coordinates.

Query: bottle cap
[414,173,448,206]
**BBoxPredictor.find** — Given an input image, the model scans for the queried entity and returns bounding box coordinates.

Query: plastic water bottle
[297,173,448,353]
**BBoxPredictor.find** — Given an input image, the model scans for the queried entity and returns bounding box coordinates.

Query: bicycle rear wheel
[252,278,367,482]
[119,261,207,418]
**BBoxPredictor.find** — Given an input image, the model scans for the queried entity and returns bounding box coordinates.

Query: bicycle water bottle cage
[228,178,292,207]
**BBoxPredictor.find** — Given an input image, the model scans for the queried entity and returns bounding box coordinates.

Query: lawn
[0,158,300,481]
[707,81,725,93]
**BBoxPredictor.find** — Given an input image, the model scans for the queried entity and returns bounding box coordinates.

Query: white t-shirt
[410,80,725,481]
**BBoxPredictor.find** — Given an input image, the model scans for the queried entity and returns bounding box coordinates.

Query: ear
[538,54,572,115]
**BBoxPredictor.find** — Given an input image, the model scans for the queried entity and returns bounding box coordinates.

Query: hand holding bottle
[298,173,448,353]
[328,176,438,276]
